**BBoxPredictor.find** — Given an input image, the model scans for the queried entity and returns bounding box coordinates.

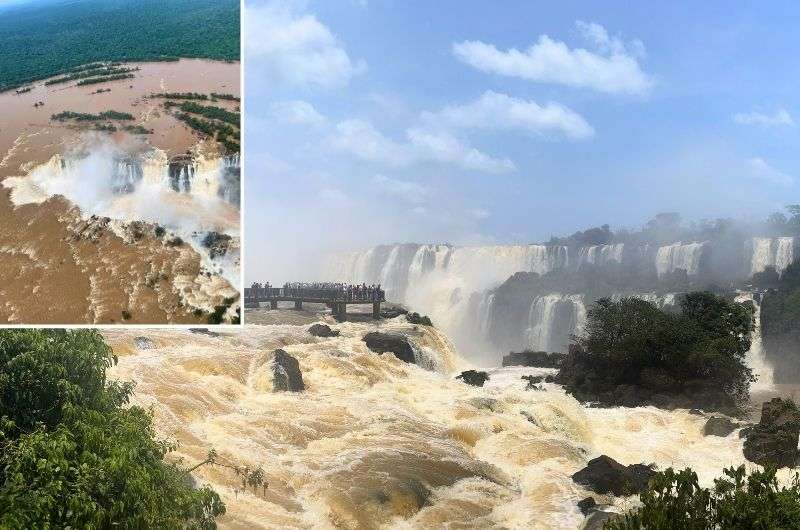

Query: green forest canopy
[0,0,240,91]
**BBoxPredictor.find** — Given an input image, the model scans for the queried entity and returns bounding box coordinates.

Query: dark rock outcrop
[201,231,233,259]
[456,370,489,387]
[502,350,566,368]
[189,328,220,337]
[553,345,740,414]
[308,323,340,337]
[363,332,416,364]
[577,497,596,516]
[522,375,546,389]
[406,312,433,326]
[743,398,800,468]
[380,307,408,319]
[580,511,622,530]
[572,455,656,496]
[703,416,739,437]
[272,349,304,392]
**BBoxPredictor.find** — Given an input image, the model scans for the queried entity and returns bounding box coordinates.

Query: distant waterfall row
[111,152,240,206]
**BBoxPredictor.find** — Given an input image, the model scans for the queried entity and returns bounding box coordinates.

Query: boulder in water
[363,332,416,364]
[743,398,800,468]
[406,312,433,326]
[272,349,304,392]
[580,510,622,530]
[572,455,656,496]
[703,416,739,437]
[502,350,565,368]
[577,496,596,516]
[456,370,489,387]
[189,328,220,337]
[133,336,154,350]
[380,306,408,319]
[201,231,233,259]
[308,323,340,337]
[522,375,546,389]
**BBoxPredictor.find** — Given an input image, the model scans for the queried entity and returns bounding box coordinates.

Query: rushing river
[104,306,782,529]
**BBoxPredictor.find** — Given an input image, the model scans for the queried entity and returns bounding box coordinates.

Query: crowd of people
[247,282,385,302]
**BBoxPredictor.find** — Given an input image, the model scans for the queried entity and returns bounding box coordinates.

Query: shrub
[605,465,800,529]
[0,330,225,528]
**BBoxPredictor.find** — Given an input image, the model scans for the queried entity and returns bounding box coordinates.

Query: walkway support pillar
[373,302,381,319]
[294,300,303,310]
[270,300,278,310]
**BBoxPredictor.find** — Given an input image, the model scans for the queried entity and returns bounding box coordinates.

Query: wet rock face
[202,231,233,259]
[703,416,739,437]
[501,350,566,368]
[405,312,433,326]
[743,398,800,468]
[133,336,154,350]
[362,332,416,364]
[308,323,340,338]
[272,349,304,392]
[572,455,656,496]
[455,370,489,387]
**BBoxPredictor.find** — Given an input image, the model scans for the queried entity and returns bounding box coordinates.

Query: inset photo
[0,0,241,324]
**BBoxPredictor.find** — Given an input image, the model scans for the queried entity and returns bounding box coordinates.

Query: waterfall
[750,237,795,275]
[577,243,624,267]
[655,242,705,276]
[735,292,774,391]
[524,293,585,352]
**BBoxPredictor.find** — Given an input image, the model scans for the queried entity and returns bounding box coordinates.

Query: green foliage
[208,297,239,325]
[211,92,240,102]
[0,330,225,528]
[761,260,800,381]
[577,292,754,406]
[605,466,800,529]
[44,66,138,86]
[76,73,135,86]
[0,0,239,91]
[150,92,210,100]
[52,110,134,122]
[178,102,239,126]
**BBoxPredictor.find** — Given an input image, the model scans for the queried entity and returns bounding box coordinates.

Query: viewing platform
[244,283,386,318]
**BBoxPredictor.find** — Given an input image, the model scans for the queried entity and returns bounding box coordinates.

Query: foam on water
[104,314,776,530]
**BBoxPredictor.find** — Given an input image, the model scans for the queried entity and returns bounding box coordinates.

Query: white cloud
[271,100,326,126]
[734,109,794,127]
[747,157,794,185]
[327,119,412,166]
[406,128,515,173]
[327,119,514,173]
[453,21,653,95]
[245,1,365,88]
[428,90,594,140]
[372,174,430,203]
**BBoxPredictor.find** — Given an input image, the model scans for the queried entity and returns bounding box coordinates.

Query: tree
[605,465,800,529]
[0,329,225,529]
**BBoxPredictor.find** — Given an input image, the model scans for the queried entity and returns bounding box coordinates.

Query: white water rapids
[105,310,780,530]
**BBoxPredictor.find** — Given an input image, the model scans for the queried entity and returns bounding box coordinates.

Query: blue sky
[244,0,800,281]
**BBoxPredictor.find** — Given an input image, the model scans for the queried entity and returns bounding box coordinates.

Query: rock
[522,375,546,389]
[201,231,233,259]
[502,350,566,368]
[704,416,739,437]
[272,349,304,392]
[456,370,489,387]
[743,398,800,468]
[308,323,339,337]
[689,408,703,415]
[739,426,753,439]
[380,306,408,319]
[133,336,154,350]
[363,332,416,364]
[469,397,503,412]
[580,510,621,530]
[406,312,433,326]
[189,328,219,337]
[577,497,596,516]
[572,455,656,496]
